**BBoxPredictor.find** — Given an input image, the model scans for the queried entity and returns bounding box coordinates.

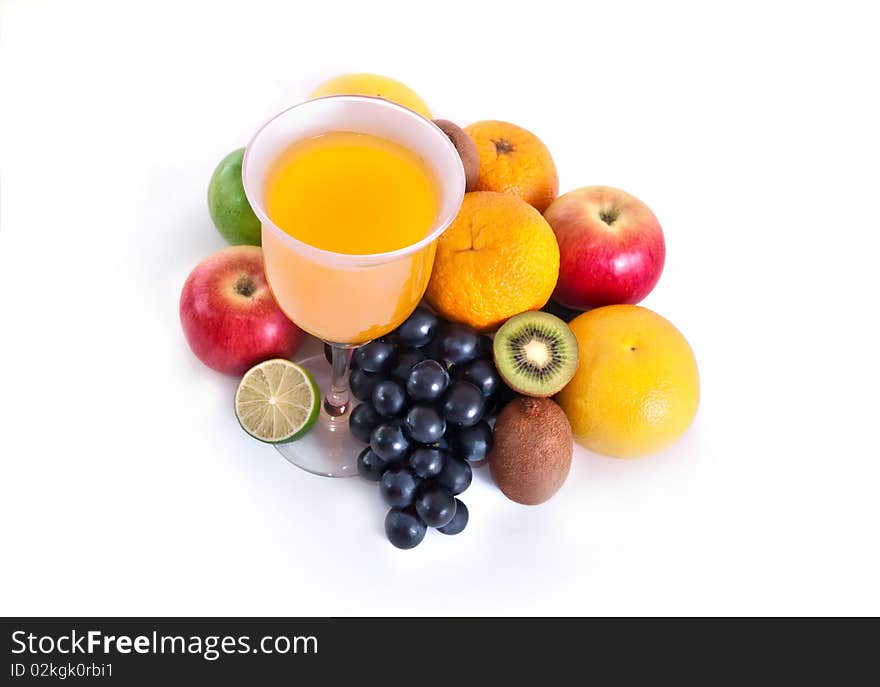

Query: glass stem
[324,344,352,417]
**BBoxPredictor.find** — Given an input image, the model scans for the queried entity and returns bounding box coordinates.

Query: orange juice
[265,131,438,253]
[261,131,441,343]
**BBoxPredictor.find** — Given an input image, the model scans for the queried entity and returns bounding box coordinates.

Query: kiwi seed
[433,119,480,192]
[493,311,579,397]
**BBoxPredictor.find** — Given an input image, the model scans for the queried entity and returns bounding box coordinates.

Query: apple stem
[599,210,619,226]
[234,275,256,298]
[323,343,352,417]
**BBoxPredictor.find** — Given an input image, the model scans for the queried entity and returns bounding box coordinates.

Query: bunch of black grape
[346,307,509,549]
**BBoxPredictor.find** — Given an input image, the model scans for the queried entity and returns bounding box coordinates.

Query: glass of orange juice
[242,96,465,477]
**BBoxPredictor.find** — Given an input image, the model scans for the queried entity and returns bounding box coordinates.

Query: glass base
[274,353,360,478]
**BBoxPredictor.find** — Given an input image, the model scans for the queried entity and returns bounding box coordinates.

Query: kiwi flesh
[493,311,578,397]
[433,119,480,192]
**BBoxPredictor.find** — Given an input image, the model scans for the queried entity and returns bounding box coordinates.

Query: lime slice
[235,359,320,443]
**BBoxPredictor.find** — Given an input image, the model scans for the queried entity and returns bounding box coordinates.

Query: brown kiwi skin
[488,397,573,505]
[433,119,480,192]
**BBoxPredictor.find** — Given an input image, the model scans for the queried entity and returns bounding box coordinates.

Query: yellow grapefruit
[556,305,699,458]
[309,73,431,118]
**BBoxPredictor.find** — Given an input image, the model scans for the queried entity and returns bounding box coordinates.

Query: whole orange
[425,192,559,332]
[464,120,558,212]
[556,305,699,458]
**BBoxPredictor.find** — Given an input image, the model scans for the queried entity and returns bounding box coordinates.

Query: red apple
[179,245,304,375]
[544,186,665,309]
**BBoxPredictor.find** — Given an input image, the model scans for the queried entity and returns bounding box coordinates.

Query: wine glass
[242,96,465,477]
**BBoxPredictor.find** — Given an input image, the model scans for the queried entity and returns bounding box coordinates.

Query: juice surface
[264,131,439,254]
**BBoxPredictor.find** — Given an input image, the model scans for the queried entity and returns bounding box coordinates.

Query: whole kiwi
[488,397,573,505]
[433,119,480,192]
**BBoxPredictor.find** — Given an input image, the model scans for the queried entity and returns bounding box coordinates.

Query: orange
[464,120,558,212]
[425,192,559,332]
[309,73,432,118]
[556,305,699,458]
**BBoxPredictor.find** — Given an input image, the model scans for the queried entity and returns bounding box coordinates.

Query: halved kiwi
[493,311,579,397]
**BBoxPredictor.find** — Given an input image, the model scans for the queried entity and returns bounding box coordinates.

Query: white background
[1,0,878,616]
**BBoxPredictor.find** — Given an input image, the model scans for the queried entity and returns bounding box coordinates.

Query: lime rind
[235,359,320,443]
[208,148,261,246]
